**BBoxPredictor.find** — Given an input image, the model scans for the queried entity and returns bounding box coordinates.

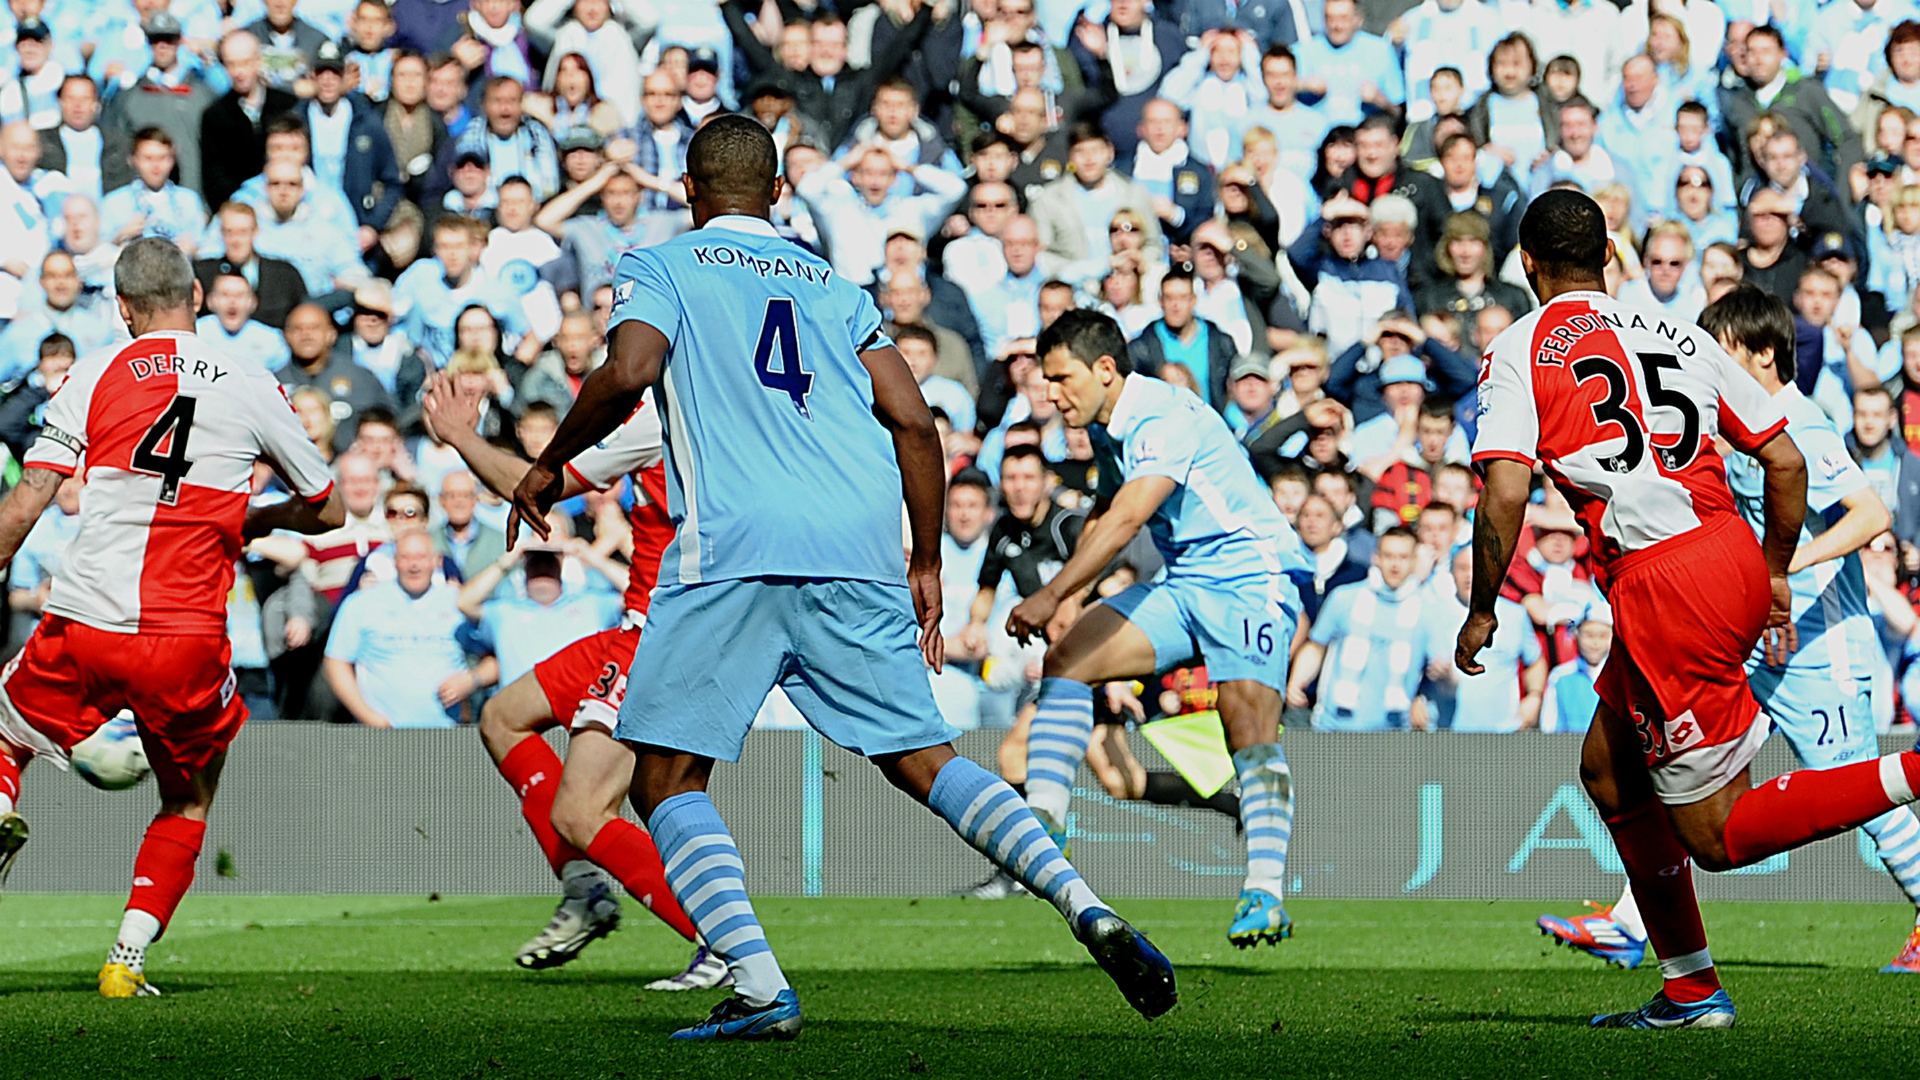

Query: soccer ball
[71,713,150,791]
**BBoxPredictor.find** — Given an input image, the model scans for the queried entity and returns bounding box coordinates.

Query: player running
[1537,285,1920,974]
[1459,191,1920,1030]
[1002,309,1313,949]
[418,375,723,989]
[507,114,1175,1041]
[0,238,344,997]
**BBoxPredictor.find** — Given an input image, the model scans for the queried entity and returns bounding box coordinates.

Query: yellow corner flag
[1139,711,1236,798]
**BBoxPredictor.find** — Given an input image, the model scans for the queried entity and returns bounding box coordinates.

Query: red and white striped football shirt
[23,330,336,635]
[1472,291,1788,577]
[562,392,673,618]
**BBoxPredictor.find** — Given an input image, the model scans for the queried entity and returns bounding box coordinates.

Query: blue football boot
[1590,989,1736,1029]
[1074,906,1176,1019]
[669,989,803,1041]
[1227,888,1293,948]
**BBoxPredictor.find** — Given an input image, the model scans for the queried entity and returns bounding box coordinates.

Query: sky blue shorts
[615,577,959,763]
[1102,571,1302,691]
[1748,665,1875,771]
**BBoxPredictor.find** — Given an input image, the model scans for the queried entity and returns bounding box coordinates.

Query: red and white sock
[587,820,697,942]
[1605,802,1720,1002]
[496,737,586,876]
[0,745,19,816]
[117,814,205,969]
[1723,752,1920,867]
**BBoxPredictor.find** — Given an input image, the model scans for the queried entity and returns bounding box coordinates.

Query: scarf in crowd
[1327,569,1424,716]
[471,13,533,85]
[1107,20,1161,96]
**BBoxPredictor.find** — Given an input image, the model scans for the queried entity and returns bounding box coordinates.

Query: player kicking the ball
[1537,286,1920,974]
[1003,309,1313,950]
[0,239,344,996]
[508,114,1174,1041]
[1460,191,1920,1029]
[418,375,722,989]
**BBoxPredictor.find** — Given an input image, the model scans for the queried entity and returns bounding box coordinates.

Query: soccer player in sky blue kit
[1538,285,1920,973]
[507,115,1175,1042]
[1004,309,1314,949]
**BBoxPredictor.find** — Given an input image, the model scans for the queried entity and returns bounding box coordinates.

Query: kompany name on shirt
[1536,309,1700,366]
[687,246,833,284]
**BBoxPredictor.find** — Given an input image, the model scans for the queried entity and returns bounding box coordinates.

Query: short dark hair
[1859,384,1896,410]
[520,400,560,424]
[874,76,919,103]
[498,174,533,196]
[1890,19,1920,61]
[1270,463,1310,488]
[38,332,74,359]
[891,323,937,350]
[1748,24,1785,50]
[1356,112,1398,138]
[1698,282,1796,383]
[1420,396,1456,422]
[1430,66,1462,85]
[949,467,994,498]
[265,113,309,141]
[1067,121,1110,149]
[1000,443,1048,474]
[1261,44,1296,70]
[1487,32,1536,80]
[686,112,778,204]
[1036,308,1132,376]
[1039,278,1075,299]
[1379,525,1419,549]
[359,405,400,432]
[131,126,174,151]
[1517,189,1609,277]
[1676,99,1710,123]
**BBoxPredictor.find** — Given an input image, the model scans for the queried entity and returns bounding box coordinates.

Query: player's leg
[102,740,226,1000]
[629,745,802,1038]
[479,669,592,880]
[872,740,1176,1019]
[997,706,1033,788]
[548,726,729,991]
[613,579,800,1040]
[1536,884,1648,970]
[0,741,28,894]
[1025,593,1163,847]
[1086,722,1145,799]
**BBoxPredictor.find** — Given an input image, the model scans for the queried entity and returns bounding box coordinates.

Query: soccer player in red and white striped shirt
[418,373,724,990]
[1460,192,1920,1028]
[0,238,344,997]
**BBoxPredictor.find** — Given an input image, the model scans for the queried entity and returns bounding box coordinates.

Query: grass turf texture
[3,895,1916,1079]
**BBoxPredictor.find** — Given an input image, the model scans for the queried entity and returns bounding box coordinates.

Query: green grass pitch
[3,894,1917,1079]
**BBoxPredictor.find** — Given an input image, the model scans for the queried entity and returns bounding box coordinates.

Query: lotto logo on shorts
[1664,710,1704,755]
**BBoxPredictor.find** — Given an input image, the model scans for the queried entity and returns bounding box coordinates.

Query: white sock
[560,859,603,899]
[110,909,162,974]
[1611,882,1647,942]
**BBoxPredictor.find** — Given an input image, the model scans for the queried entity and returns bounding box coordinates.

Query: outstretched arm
[861,342,948,672]
[509,319,666,542]
[422,373,588,501]
[1006,476,1174,644]
[1455,457,1530,674]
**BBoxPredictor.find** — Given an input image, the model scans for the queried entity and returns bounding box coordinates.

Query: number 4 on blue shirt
[754,299,814,419]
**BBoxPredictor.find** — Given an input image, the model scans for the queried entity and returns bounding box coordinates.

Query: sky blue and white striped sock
[648,791,789,1007]
[929,756,1100,921]
[1863,806,1920,916]
[1026,677,1093,830]
[1234,743,1292,898]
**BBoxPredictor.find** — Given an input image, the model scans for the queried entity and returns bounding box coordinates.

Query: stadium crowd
[5,0,1920,732]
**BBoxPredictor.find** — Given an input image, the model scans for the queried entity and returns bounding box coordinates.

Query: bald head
[1001,214,1040,276]
[2,121,38,182]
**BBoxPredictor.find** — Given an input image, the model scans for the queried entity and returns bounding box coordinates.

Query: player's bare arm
[0,467,60,575]
[860,341,947,672]
[1788,488,1889,574]
[1007,476,1175,646]
[421,372,591,503]
[511,319,669,542]
[1750,430,1809,666]
[241,486,346,540]
[1456,457,1531,675]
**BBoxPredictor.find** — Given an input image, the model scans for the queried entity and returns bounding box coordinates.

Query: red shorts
[532,623,641,734]
[1596,514,1773,804]
[0,616,244,790]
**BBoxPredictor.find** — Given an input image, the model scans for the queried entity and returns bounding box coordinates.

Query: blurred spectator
[98,127,205,254]
[344,281,418,400]
[883,274,976,393]
[1328,312,1476,427]
[1289,527,1443,729]
[625,69,695,245]
[898,323,976,436]
[395,214,536,368]
[246,0,329,90]
[531,16,639,131]
[98,14,218,195]
[1720,25,1858,183]
[324,529,475,728]
[538,161,655,303]
[289,386,337,467]
[1540,604,1613,734]
[446,76,560,202]
[934,180,1016,296]
[201,31,298,213]
[456,544,621,688]
[1031,123,1163,289]
[933,467,995,729]
[519,308,600,414]
[193,202,308,330]
[1123,96,1215,245]
[306,41,403,250]
[0,250,113,381]
[384,50,450,203]
[1618,223,1707,321]
[41,74,126,206]
[196,271,291,371]
[721,0,933,150]
[0,331,72,460]
[797,142,968,285]
[1418,210,1529,319]
[1424,544,1545,732]
[433,469,507,581]
[1851,386,1920,547]
[1128,268,1236,410]
[277,302,396,450]
[252,158,372,294]
[1288,193,1414,355]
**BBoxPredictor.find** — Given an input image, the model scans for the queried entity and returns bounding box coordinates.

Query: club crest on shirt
[1176,170,1200,195]
[1136,435,1164,463]
[1818,449,1852,481]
